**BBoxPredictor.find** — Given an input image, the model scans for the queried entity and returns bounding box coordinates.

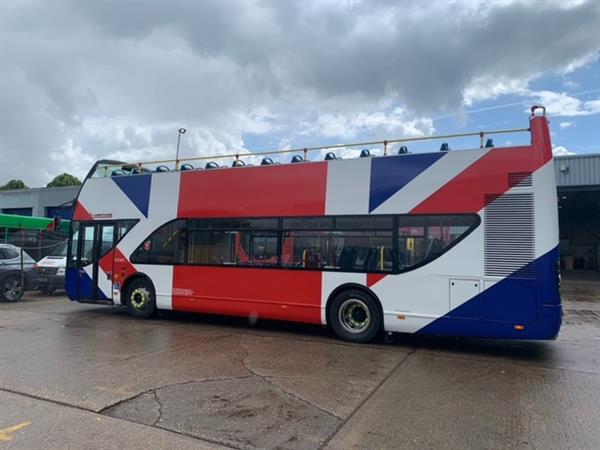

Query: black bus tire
[328,289,382,343]
[124,278,157,319]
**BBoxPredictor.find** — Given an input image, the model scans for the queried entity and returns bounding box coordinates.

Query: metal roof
[554,153,600,188]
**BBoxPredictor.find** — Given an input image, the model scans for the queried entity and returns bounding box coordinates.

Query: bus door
[75,222,116,301]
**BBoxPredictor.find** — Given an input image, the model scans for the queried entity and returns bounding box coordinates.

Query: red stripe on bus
[367,273,387,287]
[410,145,546,214]
[99,247,137,286]
[411,116,552,214]
[73,201,93,220]
[172,266,322,324]
[177,163,328,218]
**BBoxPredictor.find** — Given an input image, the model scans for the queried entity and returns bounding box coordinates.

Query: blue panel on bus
[369,153,445,212]
[65,267,109,301]
[77,269,95,299]
[113,174,152,218]
[65,268,78,300]
[418,247,561,339]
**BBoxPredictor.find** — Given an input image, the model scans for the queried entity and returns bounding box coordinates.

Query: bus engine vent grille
[508,172,532,188]
[484,193,535,279]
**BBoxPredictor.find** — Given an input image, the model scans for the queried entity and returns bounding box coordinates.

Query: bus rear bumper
[407,303,563,340]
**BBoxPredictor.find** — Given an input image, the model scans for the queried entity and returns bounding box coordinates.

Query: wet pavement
[0,279,599,449]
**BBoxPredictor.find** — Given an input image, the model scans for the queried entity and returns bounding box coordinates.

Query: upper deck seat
[440,142,450,152]
[111,169,126,177]
[398,145,409,154]
[360,149,371,157]
[291,155,304,163]
[232,160,246,167]
[155,165,170,172]
[180,163,194,170]
[324,152,338,160]
[485,139,494,148]
[205,162,219,169]
[261,157,274,165]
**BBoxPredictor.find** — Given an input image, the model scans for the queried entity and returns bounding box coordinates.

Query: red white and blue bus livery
[66,106,561,343]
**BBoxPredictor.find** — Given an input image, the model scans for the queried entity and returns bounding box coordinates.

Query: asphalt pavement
[0,277,599,449]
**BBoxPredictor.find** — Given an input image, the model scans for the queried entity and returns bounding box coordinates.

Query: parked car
[34,242,66,295]
[0,243,36,302]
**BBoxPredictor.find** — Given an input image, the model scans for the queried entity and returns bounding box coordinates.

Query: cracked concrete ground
[1,277,599,449]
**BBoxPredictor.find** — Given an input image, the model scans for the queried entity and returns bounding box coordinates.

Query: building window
[1,208,33,216]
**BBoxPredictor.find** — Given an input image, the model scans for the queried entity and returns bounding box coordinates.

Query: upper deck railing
[93,106,546,177]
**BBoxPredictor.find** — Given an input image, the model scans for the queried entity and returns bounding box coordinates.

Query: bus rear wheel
[124,278,157,319]
[329,289,382,343]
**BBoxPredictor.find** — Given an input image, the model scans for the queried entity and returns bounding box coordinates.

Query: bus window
[81,225,95,266]
[397,215,478,270]
[118,220,138,240]
[187,230,276,266]
[186,219,279,266]
[204,231,238,265]
[130,220,186,264]
[238,231,278,266]
[99,224,115,258]
[67,224,79,267]
[281,230,393,272]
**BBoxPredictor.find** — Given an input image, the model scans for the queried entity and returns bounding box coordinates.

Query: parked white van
[34,242,66,295]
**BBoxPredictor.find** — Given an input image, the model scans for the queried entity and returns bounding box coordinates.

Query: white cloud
[463,76,530,106]
[553,145,575,156]
[2,1,600,185]
[562,80,579,90]
[297,108,435,141]
[559,121,574,129]
[526,91,600,117]
[563,50,599,73]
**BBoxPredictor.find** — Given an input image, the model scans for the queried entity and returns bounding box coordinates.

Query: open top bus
[65,106,561,343]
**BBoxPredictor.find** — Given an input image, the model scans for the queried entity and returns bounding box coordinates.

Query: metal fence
[0,228,67,302]
[4,228,67,261]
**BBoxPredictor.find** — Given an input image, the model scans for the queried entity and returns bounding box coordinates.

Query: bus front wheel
[329,289,382,343]
[124,278,157,319]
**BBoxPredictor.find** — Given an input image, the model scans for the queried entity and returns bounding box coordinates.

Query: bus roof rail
[94,117,539,176]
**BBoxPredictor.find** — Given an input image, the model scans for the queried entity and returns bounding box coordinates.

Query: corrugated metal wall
[555,154,600,187]
[0,186,78,217]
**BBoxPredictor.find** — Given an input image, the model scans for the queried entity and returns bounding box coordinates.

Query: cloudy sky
[1,0,599,187]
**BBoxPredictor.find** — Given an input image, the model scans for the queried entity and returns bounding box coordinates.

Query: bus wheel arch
[325,283,383,343]
[121,274,157,319]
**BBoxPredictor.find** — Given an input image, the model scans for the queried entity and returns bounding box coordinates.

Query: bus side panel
[415,246,561,339]
[172,267,323,324]
[177,163,327,218]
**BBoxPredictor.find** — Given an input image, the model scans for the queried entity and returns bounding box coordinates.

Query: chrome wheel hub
[339,298,371,334]
[130,287,150,310]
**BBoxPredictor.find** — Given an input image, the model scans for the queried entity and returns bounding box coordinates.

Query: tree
[46,173,82,188]
[0,179,28,191]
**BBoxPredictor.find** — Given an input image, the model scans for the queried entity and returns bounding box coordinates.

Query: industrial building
[0,185,78,219]
[555,154,600,272]
[1,154,599,271]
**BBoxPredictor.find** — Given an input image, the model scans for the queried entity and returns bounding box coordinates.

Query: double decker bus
[65,106,561,343]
